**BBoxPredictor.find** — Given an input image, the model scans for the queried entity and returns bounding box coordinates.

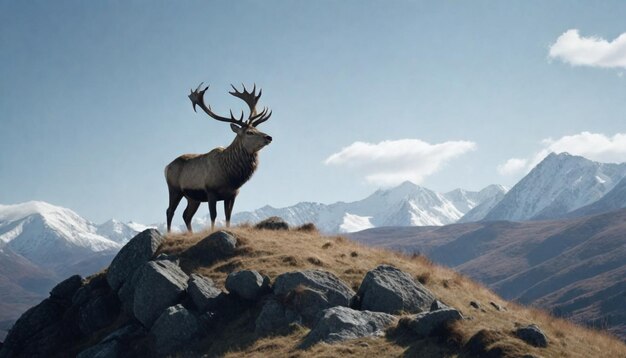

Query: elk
[164,83,272,232]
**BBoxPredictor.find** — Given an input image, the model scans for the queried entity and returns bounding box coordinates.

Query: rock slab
[273,270,354,307]
[255,299,301,336]
[151,304,199,355]
[184,230,237,265]
[187,274,221,311]
[357,265,435,314]
[225,270,266,300]
[107,229,164,291]
[300,306,396,348]
[50,275,84,301]
[515,324,548,348]
[133,260,189,327]
[400,308,463,338]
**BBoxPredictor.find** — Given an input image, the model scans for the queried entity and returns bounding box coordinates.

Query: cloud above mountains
[498,132,626,176]
[324,139,476,186]
[549,29,626,69]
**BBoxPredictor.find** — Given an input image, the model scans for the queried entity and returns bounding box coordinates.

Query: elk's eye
[246,131,253,135]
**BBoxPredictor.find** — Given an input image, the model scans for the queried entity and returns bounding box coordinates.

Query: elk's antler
[188,83,271,127]
[188,83,246,126]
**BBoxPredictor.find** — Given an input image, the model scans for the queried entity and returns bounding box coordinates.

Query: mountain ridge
[227,181,508,233]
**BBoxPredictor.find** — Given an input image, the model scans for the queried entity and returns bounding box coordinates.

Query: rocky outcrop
[356,265,435,314]
[50,275,84,301]
[107,229,164,291]
[286,286,333,325]
[2,224,525,357]
[255,216,289,230]
[300,306,396,348]
[255,298,301,336]
[183,230,237,266]
[273,269,355,307]
[132,260,189,327]
[0,272,117,358]
[187,274,221,311]
[225,270,268,300]
[515,324,548,347]
[151,305,200,355]
[400,307,463,338]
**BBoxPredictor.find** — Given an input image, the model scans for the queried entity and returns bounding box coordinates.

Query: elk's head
[189,83,272,153]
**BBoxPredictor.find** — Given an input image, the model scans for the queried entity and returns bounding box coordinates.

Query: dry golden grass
[159,226,626,358]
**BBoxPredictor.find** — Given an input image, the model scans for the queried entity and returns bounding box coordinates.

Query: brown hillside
[151,225,626,357]
[350,208,626,340]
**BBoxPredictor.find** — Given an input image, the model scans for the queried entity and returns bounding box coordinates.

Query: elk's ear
[230,123,242,133]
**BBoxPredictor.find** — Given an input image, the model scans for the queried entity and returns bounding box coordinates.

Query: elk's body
[165,83,272,232]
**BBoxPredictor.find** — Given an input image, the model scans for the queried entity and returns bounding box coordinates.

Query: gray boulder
[255,298,301,336]
[76,340,119,358]
[357,265,434,314]
[78,292,120,335]
[150,304,199,355]
[132,260,189,327]
[255,216,289,230]
[183,230,237,265]
[273,270,354,307]
[107,229,164,291]
[300,306,396,348]
[117,268,143,315]
[50,275,84,301]
[400,308,463,338]
[515,324,548,348]
[187,274,221,311]
[286,286,332,326]
[225,270,267,300]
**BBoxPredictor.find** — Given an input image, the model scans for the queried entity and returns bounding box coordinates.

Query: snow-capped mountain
[96,219,152,244]
[0,201,149,273]
[457,185,508,223]
[228,181,508,233]
[483,153,626,221]
[566,176,626,218]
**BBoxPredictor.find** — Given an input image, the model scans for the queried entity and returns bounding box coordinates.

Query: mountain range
[228,183,508,233]
[222,153,626,232]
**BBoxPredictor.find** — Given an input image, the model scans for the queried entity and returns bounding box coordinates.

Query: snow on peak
[0,201,151,268]
[484,153,626,221]
[228,182,507,233]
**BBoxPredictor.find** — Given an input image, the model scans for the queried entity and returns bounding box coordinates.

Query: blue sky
[2,1,626,224]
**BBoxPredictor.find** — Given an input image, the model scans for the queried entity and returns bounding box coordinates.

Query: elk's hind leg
[166,187,183,233]
[182,199,201,233]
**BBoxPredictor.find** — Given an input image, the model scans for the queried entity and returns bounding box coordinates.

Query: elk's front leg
[208,199,217,231]
[224,197,236,228]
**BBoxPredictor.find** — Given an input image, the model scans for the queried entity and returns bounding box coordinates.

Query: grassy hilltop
[146,225,626,358]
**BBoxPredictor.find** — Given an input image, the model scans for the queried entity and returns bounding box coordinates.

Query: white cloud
[498,132,626,176]
[549,29,626,69]
[324,138,476,186]
[497,158,528,176]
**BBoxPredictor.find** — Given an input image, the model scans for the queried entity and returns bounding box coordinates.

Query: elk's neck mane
[220,138,258,189]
